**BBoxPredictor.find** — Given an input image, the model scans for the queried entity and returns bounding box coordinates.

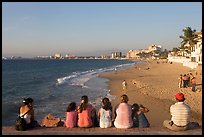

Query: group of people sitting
[63,94,150,128]
[18,93,199,131]
[18,94,150,130]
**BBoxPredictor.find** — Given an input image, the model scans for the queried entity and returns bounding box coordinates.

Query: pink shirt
[65,111,78,128]
[77,104,93,127]
[114,103,133,128]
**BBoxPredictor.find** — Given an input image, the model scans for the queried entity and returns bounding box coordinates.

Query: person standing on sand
[183,74,188,88]
[189,73,194,87]
[122,80,127,91]
[191,77,196,92]
[114,68,117,74]
[178,74,183,88]
[163,93,199,131]
[187,73,191,87]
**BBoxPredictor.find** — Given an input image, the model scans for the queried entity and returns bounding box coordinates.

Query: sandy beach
[2,59,202,135]
[99,59,202,127]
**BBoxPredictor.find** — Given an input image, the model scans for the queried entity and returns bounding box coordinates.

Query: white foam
[56,62,135,87]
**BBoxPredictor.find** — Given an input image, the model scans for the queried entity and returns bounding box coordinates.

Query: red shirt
[77,104,93,127]
[65,111,78,128]
[191,78,196,84]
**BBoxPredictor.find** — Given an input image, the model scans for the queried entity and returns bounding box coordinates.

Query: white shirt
[99,108,112,128]
[170,102,191,126]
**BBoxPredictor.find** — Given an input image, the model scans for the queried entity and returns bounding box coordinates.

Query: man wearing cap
[163,93,199,131]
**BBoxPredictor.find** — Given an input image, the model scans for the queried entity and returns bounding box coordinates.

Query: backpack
[15,117,27,131]
[15,107,32,131]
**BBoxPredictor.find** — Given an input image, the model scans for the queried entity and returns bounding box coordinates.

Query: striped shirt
[170,102,191,126]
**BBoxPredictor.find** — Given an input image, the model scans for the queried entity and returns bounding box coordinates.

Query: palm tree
[179,27,199,56]
[179,27,198,47]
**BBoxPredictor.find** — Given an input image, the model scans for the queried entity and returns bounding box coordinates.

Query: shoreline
[2,59,202,135]
[99,59,202,127]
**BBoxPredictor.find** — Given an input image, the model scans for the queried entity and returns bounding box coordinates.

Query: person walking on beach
[163,93,199,131]
[131,103,150,128]
[98,97,112,128]
[64,102,78,128]
[122,80,127,91]
[18,98,40,130]
[178,74,183,88]
[114,68,117,74]
[191,77,196,92]
[113,94,133,129]
[77,95,98,128]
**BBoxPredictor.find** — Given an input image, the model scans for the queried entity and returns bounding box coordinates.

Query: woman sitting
[113,94,133,128]
[77,95,97,128]
[19,97,39,129]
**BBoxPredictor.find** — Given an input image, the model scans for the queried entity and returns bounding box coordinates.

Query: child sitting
[64,102,78,128]
[132,103,150,128]
[97,97,112,128]
[77,95,98,127]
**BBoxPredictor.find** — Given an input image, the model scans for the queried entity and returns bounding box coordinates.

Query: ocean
[2,59,139,126]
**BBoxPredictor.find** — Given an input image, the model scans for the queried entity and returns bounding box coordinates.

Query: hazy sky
[2,2,202,57]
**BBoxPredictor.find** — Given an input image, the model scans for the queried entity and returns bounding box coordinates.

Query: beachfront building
[126,44,163,59]
[148,44,162,52]
[168,31,202,69]
[126,50,142,59]
[190,31,202,65]
[111,52,122,59]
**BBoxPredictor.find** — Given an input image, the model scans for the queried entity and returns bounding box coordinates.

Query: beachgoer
[183,74,188,88]
[189,73,194,87]
[178,74,183,88]
[19,98,40,129]
[97,97,112,128]
[114,68,117,73]
[122,80,127,91]
[77,95,98,128]
[187,74,191,87]
[191,77,196,92]
[132,103,150,128]
[163,93,199,131]
[64,102,78,128]
[113,94,133,129]
[145,67,150,70]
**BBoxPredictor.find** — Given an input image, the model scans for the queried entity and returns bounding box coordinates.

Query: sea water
[2,59,140,126]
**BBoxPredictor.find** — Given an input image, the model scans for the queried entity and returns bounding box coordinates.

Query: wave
[56,62,135,87]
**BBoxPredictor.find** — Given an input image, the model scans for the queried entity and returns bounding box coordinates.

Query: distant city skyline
[2,2,202,58]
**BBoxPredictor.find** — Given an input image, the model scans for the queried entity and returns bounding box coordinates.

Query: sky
[2,2,202,58]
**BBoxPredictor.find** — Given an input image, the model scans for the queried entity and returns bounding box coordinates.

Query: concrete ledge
[2,126,202,135]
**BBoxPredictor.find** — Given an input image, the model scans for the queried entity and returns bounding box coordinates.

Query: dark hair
[79,95,88,113]
[131,103,140,118]
[120,94,128,103]
[102,97,112,111]
[66,102,76,112]
[23,98,33,105]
